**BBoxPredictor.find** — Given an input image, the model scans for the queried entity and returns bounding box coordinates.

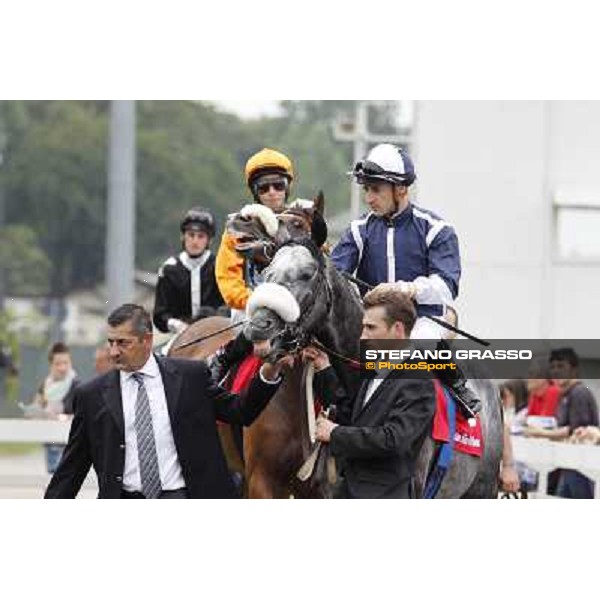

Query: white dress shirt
[120,354,185,492]
[363,376,385,407]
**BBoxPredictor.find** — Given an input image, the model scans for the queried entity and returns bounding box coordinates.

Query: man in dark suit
[315,288,436,499]
[45,303,287,499]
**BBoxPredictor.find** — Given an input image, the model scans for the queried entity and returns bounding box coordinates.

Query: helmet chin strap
[386,184,410,218]
[383,183,399,219]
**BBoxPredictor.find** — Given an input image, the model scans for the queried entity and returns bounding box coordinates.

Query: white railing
[511,436,600,498]
[0,419,71,444]
[1,421,599,498]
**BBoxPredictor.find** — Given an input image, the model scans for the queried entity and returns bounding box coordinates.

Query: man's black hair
[107,304,153,339]
[549,347,579,368]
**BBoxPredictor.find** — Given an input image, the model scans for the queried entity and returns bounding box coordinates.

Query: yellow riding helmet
[244,148,295,187]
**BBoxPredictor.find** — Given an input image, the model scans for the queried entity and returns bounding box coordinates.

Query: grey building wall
[413,101,600,343]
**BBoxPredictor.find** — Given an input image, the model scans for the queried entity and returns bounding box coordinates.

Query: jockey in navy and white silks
[331,203,460,339]
[331,144,460,339]
[331,143,480,415]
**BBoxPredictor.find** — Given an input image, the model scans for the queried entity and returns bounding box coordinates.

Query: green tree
[136,101,253,271]
[250,101,354,216]
[0,225,51,296]
[3,101,108,296]
[0,100,363,296]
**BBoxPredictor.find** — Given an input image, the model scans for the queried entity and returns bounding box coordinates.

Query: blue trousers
[44,444,65,474]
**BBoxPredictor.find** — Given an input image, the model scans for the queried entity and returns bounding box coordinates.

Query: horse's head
[226,204,281,266]
[243,240,332,361]
[275,192,328,249]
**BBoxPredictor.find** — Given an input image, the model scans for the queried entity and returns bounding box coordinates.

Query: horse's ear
[313,190,325,215]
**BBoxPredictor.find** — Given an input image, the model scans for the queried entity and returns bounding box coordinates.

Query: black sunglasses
[256,180,287,194]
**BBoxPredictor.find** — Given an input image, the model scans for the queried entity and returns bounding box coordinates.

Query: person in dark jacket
[44,304,288,499]
[315,287,436,499]
[153,207,227,335]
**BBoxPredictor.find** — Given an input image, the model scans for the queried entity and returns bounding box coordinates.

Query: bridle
[264,238,333,356]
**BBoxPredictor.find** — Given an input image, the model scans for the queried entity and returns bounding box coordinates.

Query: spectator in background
[32,342,80,474]
[500,379,529,425]
[571,426,600,445]
[0,343,18,376]
[526,360,561,417]
[94,344,112,375]
[525,347,599,498]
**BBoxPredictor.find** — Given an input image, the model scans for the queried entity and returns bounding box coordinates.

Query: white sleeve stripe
[349,213,372,267]
[412,207,448,247]
[350,221,363,259]
[425,221,447,246]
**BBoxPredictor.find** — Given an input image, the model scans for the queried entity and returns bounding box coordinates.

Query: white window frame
[552,192,600,265]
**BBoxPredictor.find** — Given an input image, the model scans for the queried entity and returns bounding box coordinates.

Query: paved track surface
[0,448,97,499]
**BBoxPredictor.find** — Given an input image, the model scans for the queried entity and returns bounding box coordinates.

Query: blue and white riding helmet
[350,143,416,187]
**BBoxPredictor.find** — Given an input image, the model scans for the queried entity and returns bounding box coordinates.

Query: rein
[311,338,362,369]
[172,321,245,351]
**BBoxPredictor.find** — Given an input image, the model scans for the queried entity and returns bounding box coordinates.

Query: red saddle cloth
[431,380,483,457]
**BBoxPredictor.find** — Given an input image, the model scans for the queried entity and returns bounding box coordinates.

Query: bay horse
[166,197,336,497]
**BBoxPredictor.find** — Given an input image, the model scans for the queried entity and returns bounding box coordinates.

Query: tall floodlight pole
[333,101,412,220]
[350,102,368,221]
[0,103,6,312]
[106,100,136,313]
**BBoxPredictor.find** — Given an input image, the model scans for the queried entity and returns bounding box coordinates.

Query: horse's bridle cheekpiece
[269,238,333,354]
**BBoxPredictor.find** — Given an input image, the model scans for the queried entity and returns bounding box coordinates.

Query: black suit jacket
[44,355,280,499]
[330,373,436,499]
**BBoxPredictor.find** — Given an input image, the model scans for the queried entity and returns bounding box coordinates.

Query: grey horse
[244,241,504,498]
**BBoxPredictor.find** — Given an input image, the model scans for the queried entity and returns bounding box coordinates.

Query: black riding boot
[436,340,481,420]
[208,331,253,382]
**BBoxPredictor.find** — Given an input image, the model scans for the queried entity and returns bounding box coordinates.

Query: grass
[0,443,40,457]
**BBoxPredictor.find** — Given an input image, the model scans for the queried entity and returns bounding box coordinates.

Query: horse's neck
[316,266,362,359]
